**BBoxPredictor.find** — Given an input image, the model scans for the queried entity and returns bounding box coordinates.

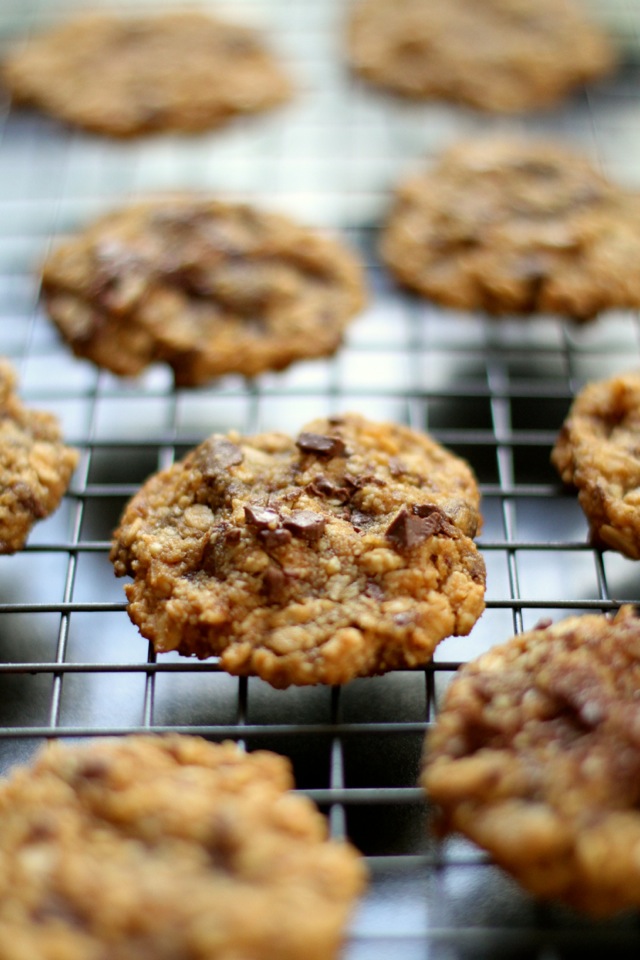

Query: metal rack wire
[1,0,640,957]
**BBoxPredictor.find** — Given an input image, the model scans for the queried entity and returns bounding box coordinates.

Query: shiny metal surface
[0,1,640,956]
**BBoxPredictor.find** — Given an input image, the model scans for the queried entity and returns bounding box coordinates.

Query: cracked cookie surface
[2,11,292,137]
[0,734,365,959]
[347,0,614,112]
[0,359,78,553]
[111,413,486,688]
[423,607,640,916]
[41,196,366,387]
[552,371,640,558]
[381,138,640,321]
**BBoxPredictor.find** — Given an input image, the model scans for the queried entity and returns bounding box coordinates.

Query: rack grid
[1,1,640,957]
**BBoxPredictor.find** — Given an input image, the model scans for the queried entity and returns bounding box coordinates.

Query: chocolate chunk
[262,564,288,601]
[413,503,442,518]
[306,476,351,503]
[282,510,326,541]
[195,438,244,477]
[413,503,448,528]
[348,509,376,532]
[296,432,347,458]
[385,506,447,550]
[258,528,292,549]
[198,533,219,574]
[244,505,279,529]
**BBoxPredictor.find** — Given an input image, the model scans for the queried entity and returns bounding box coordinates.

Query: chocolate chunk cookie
[423,607,640,916]
[111,413,486,688]
[552,371,640,558]
[347,0,615,112]
[0,359,77,553]
[381,138,640,321]
[2,11,292,137]
[0,734,365,958]
[41,197,366,387]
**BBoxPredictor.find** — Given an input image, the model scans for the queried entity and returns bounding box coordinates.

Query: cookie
[110,413,486,688]
[346,0,615,112]
[41,196,367,387]
[0,734,365,958]
[422,606,640,915]
[2,11,292,137]
[0,359,78,554]
[381,138,640,321]
[551,371,640,558]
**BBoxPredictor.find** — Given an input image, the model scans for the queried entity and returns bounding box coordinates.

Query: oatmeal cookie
[2,11,292,137]
[41,196,366,387]
[347,0,615,112]
[110,413,486,688]
[381,138,640,321]
[0,359,77,554]
[551,371,640,558]
[423,606,640,916]
[0,734,365,959]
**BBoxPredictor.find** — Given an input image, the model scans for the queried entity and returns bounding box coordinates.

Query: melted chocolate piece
[195,438,244,477]
[258,528,292,549]
[282,510,326,541]
[262,564,288,601]
[244,505,279,529]
[296,432,347,458]
[305,476,351,503]
[385,505,450,550]
[413,503,449,528]
[348,509,377,531]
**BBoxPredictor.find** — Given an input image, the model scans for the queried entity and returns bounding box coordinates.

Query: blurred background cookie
[41,196,366,386]
[381,138,640,321]
[0,734,366,958]
[552,371,640,557]
[423,607,640,915]
[347,0,615,112]
[2,11,293,137]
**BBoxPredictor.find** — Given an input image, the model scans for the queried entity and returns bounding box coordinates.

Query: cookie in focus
[110,413,486,688]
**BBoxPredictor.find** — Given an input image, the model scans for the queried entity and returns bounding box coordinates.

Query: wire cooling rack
[2,0,640,956]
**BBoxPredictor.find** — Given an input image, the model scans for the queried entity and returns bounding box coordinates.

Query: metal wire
[1,0,640,956]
